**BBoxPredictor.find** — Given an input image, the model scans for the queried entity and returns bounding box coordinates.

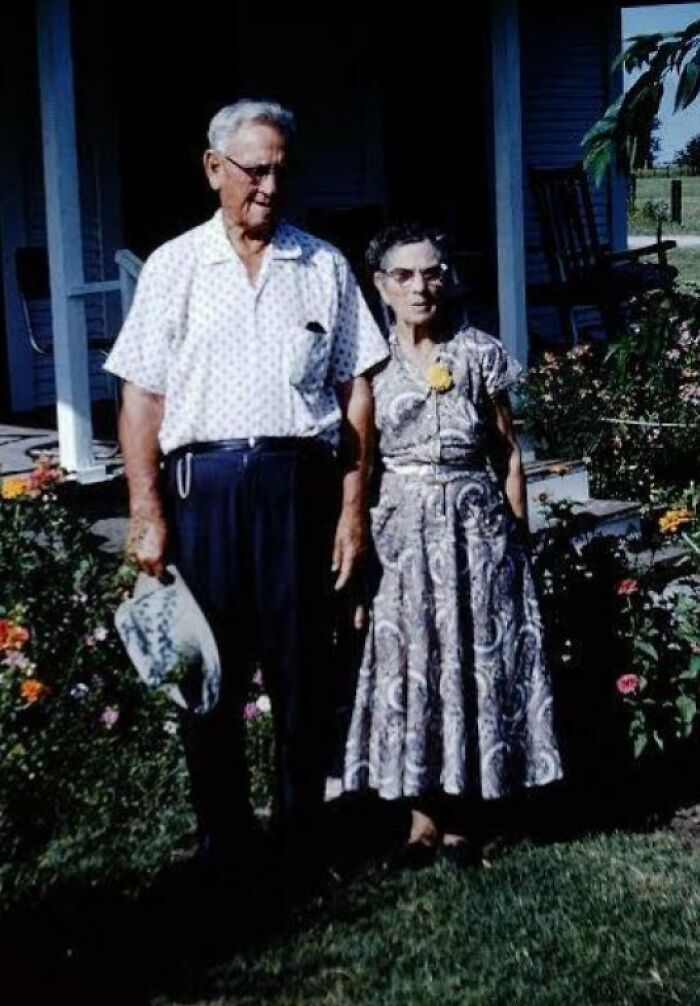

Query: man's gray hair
[207,99,296,152]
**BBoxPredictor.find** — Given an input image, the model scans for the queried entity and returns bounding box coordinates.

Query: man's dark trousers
[165,439,340,870]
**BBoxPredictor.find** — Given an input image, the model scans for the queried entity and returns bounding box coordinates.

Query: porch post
[490,0,528,367]
[36,0,104,480]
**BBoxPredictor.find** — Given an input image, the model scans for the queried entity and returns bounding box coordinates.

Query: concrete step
[525,458,590,514]
[530,497,641,539]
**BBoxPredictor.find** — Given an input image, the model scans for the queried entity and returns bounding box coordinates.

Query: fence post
[671,179,682,224]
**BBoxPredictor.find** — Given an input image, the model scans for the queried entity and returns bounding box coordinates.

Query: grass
[668,246,700,288]
[626,175,700,285]
[628,175,700,235]
[167,832,700,1006]
[3,794,699,1006]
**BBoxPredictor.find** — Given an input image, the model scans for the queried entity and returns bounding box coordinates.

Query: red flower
[616,673,641,695]
[616,579,639,596]
[0,619,30,651]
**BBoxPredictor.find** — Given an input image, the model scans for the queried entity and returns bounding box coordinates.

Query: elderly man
[105,99,388,881]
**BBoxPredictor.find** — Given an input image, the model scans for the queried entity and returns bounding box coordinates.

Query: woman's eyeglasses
[382,265,448,287]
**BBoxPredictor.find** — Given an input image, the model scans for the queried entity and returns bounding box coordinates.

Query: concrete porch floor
[0,423,129,554]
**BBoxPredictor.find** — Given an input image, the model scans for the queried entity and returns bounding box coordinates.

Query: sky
[622,3,700,162]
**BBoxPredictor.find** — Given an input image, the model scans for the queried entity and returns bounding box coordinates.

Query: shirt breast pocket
[289,321,332,392]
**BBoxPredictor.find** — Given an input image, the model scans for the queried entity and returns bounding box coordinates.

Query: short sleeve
[103,252,174,394]
[327,255,389,385]
[479,336,523,396]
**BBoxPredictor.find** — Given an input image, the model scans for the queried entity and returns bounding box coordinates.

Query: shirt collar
[199,210,303,265]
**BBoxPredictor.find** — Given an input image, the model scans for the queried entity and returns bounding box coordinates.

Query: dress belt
[383,457,486,481]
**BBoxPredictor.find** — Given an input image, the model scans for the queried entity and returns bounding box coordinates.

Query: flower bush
[0,461,273,904]
[519,288,700,503]
[0,463,193,901]
[533,491,699,764]
[614,490,699,757]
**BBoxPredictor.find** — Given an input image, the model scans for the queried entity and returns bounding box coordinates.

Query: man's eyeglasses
[222,154,288,185]
[381,264,448,287]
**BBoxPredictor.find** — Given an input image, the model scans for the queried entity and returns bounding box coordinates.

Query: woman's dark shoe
[386,840,437,872]
[440,837,483,870]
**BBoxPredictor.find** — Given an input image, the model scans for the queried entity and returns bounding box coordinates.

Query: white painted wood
[36,0,103,479]
[490,0,528,366]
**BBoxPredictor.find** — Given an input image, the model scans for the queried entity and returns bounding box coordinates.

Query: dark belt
[166,436,334,462]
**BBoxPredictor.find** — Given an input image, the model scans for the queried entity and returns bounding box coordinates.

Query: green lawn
[3,798,699,1005]
[150,831,700,1006]
[668,246,700,288]
[628,175,700,234]
[627,175,700,286]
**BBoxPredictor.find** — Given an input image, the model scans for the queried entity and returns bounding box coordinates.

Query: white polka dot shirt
[104,210,389,454]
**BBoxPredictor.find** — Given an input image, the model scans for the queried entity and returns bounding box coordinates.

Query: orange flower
[658,508,694,535]
[20,678,49,704]
[0,619,30,651]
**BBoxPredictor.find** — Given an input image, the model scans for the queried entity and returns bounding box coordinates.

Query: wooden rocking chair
[528,162,677,342]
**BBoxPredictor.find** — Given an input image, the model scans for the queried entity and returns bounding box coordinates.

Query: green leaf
[676,695,697,729]
[634,639,659,662]
[633,733,649,758]
[675,52,700,110]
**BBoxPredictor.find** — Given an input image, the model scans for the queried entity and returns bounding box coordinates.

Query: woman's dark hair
[365,222,450,275]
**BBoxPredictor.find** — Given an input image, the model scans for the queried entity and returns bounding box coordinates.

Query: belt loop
[176,451,192,499]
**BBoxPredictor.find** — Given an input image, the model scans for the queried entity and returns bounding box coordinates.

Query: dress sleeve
[103,251,174,394]
[478,334,523,397]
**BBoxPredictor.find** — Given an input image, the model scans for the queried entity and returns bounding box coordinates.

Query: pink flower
[244,702,259,721]
[252,667,264,688]
[100,706,120,729]
[616,674,641,695]
[616,579,639,596]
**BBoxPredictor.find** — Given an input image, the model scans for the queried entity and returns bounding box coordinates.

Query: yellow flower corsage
[425,361,454,393]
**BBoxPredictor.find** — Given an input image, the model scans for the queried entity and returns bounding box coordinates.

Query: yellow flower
[426,361,454,392]
[658,508,694,534]
[1,475,31,500]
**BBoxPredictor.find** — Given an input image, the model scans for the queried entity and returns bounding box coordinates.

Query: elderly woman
[343,223,563,867]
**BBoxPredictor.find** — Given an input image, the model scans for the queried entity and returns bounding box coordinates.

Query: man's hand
[119,382,167,579]
[126,512,168,580]
[332,506,367,592]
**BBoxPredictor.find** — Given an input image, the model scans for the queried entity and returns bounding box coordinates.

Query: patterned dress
[343,326,563,800]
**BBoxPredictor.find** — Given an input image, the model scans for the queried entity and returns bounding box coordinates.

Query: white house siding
[520,3,621,344]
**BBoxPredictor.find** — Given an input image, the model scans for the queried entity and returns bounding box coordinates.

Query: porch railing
[114,249,143,319]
